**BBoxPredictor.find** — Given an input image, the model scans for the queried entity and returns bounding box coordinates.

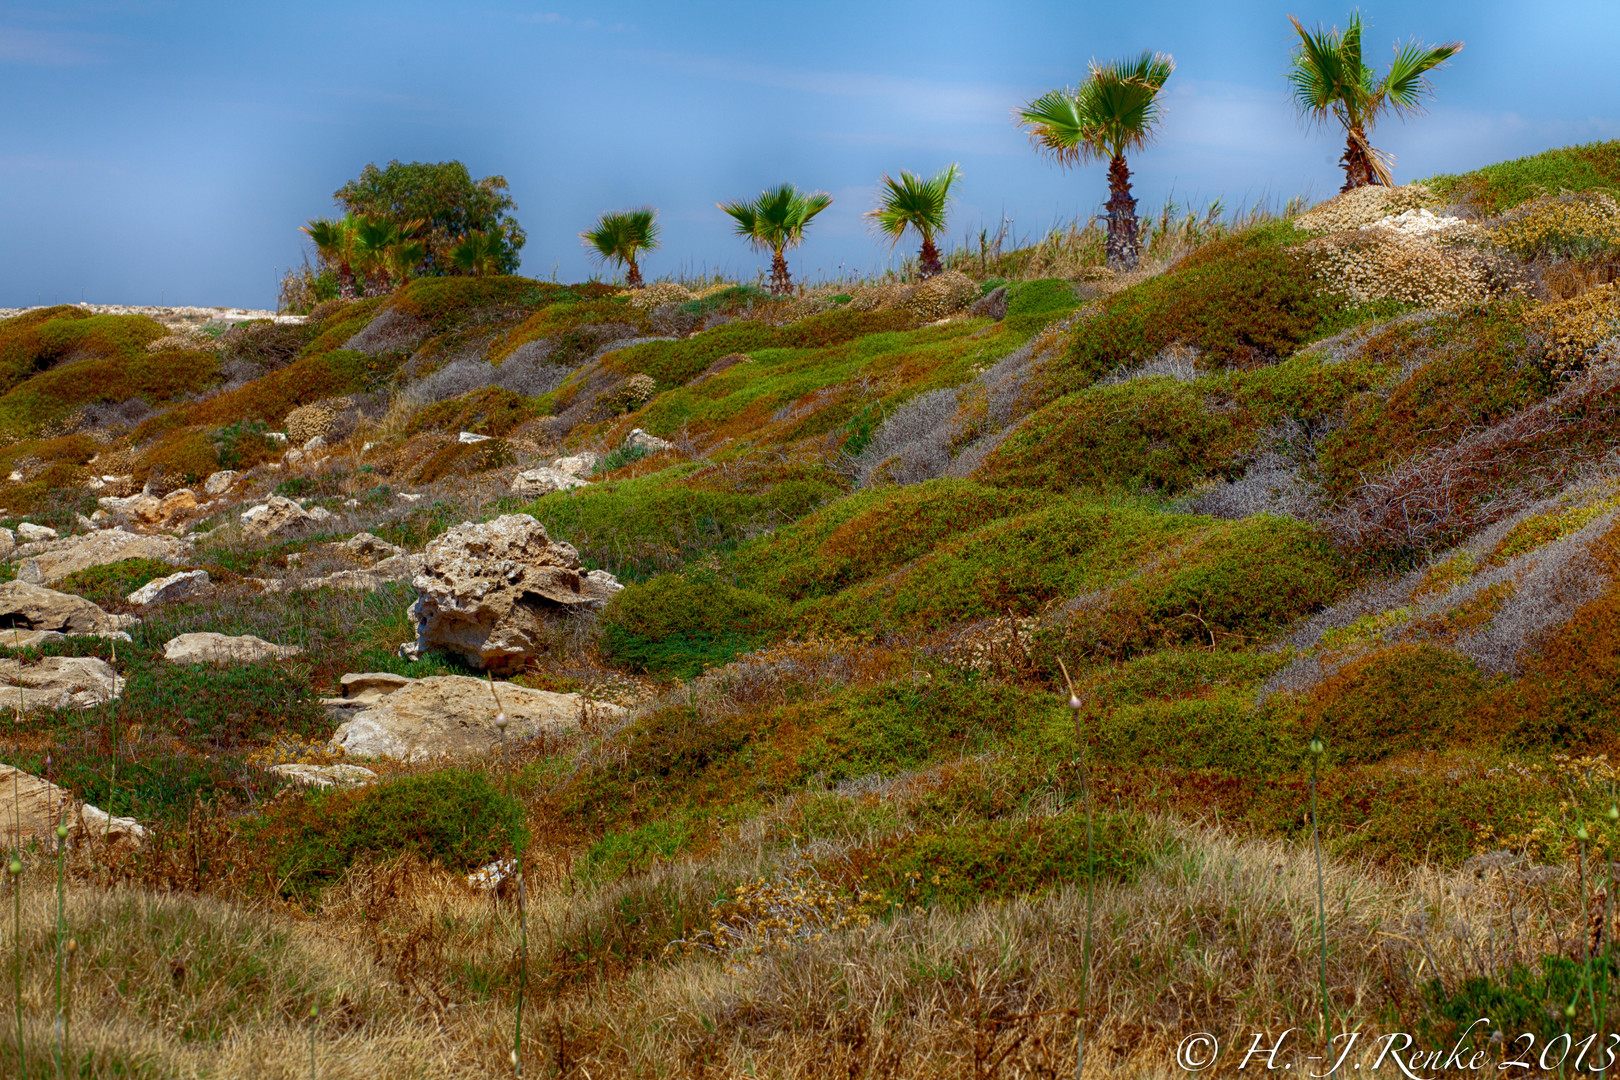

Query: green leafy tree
[1287,13,1463,192]
[334,160,526,275]
[866,164,961,278]
[448,229,506,276]
[580,208,660,288]
[1018,52,1175,270]
[718,183,833,295]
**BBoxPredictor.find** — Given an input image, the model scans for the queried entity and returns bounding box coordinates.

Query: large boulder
[510,467,589,497]
[0,581,136,636]
[551,452,601,479]
[162,632,302,664]
[240,496,336,541]
[0,764,146,845]
[0,657,124,712]
[16,522,56,543]
[11,529,187,584]
[402,514,622,670]
[328,673,626,761]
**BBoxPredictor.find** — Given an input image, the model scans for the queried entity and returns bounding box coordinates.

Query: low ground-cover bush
[847,809,1168,909]
[251,768,525,901]
[733,479,1054,602]
[602,570,786,677]
[0,347,221,435]
[0,309,166,395]
[1424,139,1620,215]
[188,349,399,428]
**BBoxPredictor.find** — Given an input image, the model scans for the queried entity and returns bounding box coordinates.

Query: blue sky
[2,0,1617,308]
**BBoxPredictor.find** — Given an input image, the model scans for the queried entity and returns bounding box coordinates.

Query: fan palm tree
[350,216,405,295]
[301,214,361,297]
[580,208,660,288]
[1017,52,1174,271]
[448,228,505,276]
[866,164,961,278]
[718,183,833,295]
[1287,13,1463,192]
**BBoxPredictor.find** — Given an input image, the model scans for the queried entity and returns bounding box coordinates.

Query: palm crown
[718,183,833,295]
[1287,13,1462,190]
[580,209,660,289]
[302,213,427,297]
[448,228,506,277]
[866,164,961,278]
[1018,52,1174,270]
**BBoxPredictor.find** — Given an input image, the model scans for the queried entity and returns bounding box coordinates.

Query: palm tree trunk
[626,258,643,289]
[1339,128,1382,192]
[769,249,793,296]
[918,235,943,279]
[1104,156,1141,271]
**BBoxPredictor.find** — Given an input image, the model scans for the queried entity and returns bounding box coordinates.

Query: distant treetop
[334,160,526,277]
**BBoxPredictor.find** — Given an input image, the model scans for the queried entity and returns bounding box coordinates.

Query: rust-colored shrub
[134,425,220,487]
[1296,643,1487,763]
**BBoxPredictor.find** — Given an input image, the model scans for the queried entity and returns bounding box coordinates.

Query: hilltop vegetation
[3,141,1620,1075]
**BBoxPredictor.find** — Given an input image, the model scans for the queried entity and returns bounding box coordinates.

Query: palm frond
[718,184,832,254]
[865,164,961,247]
[1380,39,1463,115]
[1018,52,1173,166]
[580,208,660,267]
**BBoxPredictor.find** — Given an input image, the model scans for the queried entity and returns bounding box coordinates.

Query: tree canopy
[334,160,526,276]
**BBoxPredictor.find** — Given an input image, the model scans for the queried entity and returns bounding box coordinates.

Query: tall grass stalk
[488,676,525,1077]
[309,1002,318,1080]
[1309,736,1329,1040]
[1057,659,1093,1080]
[9,848,20,1080]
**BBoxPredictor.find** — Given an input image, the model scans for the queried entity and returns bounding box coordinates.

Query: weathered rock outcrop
[328,672,625,760]
[240,496,337,541]
[0,764,146,845]
[0,581,137,636]
[128,569,210,605]
[162,632,302,664]
[623,428,673,454]
[551,452,600,478]
[270,763,377,789]
[11,529,187,584]
[509,466,589,497]
[0,656,124,712]
[402,514,622,670]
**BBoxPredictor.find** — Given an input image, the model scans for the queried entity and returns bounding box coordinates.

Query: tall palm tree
[1017,52,1174,271]
[350,216,404,295]
[718,183,833,295]
[866,164,961,278]
[1287,13,1463,192]
[301,214,361,297]
[580,208,660,288]
[448,228,505,276]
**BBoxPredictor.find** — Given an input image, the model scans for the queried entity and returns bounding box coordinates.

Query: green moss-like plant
[601,570,785,676]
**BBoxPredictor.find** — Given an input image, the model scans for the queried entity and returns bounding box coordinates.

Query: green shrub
[854,810,1167,909]
[0,311,166,396]
[1005,278,1082,319]
[1049,241,1380,397]
[214,419,277,470]
[407,387,542,438]
[134,426,220,486]
[977,376,1252,494]
[602,570,785,676]
[1424,139,1620,215]
[188,349,400,428]
[734,479,1054,602]
[253,768,526,901]
[1296,643,1487,763]
[390,276,562,329]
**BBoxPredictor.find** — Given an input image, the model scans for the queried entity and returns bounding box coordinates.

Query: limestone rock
[623,428,673,454]
[302,435,327,453]
[292,553,423,593]
[0,631,67,650]
[0,581,137,636]
[128,569,211,605]
[11,529,186,584]
[329,673,626,760]
[0,764,146,845]
[240,496,336,541]
[510,466,589,497]
[203,470,239,496]
[337,532,402,562]
[0,656,124,712]
[458,431,492,444]
[96,493,163,524]
[0,528,13,559]
[162,632,302,664]
[403,514,621,670]
[16,522,56,543]
[270,763,377,789]
[157,489,198,519]
[551,452,601,478]
[335,671,413,703]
